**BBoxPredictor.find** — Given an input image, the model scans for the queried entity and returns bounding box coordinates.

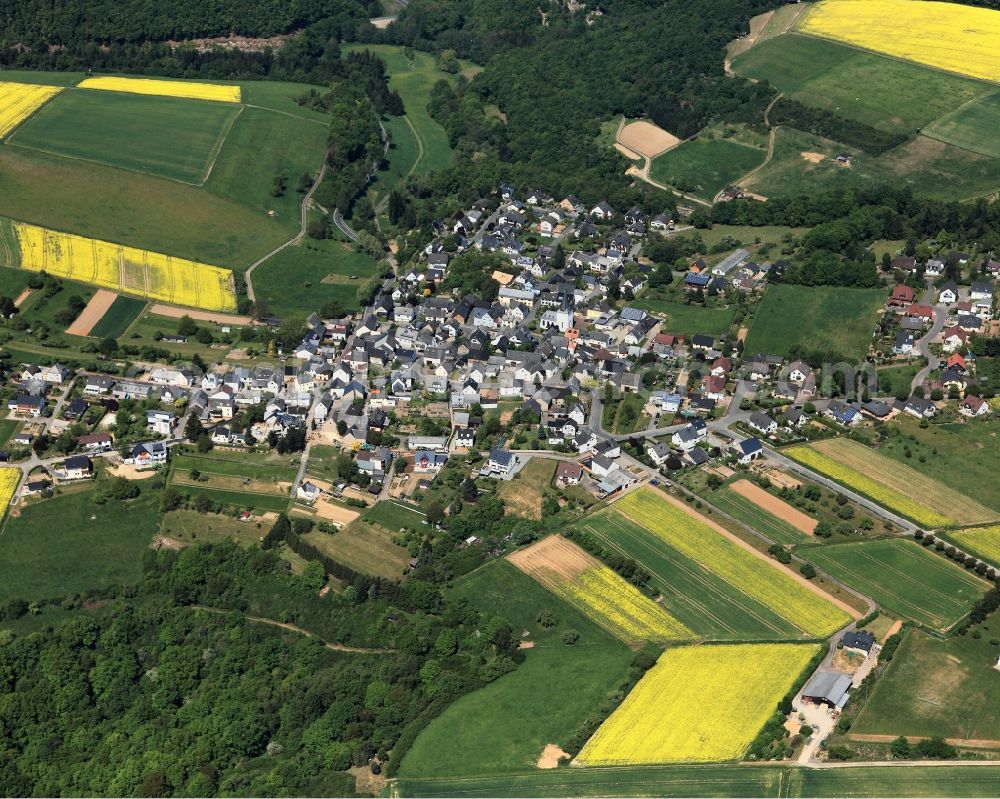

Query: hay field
[508,536,693,644]
[798,0,1000,83]
[14,222,237,311]
[78,76,241,103]
[576,643,819,765]
[0,82,62,138]
[788,438,997,527]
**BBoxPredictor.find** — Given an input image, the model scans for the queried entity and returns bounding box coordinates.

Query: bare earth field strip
[65,288,118,336]
[729,479,817,534]
[617,120,681,158]
[148,303,253,325]
[507,535,595,581]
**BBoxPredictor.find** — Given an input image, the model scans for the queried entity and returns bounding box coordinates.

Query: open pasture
[744,284,885,361]
[302,519,411,579]
[576,643,819,765]
[631,297,735,337]
[650,138,765,200]
[616,489,853,637]
[951,526,1000,569]
[14,221,237,311]
[78,75,241,103]
[786,438,997,527]
[578,510,803,640]
[10,89,239,184]
[798,0,1000,84]
[508,535,693,645]
[498,457,556,519]
[712,480,815,545]
[804,539,986,632]
[0,81,62,138]
[923,91,1000,158]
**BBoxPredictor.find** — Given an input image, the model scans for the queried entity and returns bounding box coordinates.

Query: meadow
[798,0,1000,83]
[88,294,146,339]
[951,526,1000,568]
[631,297,735,337]
[616,489,853,637]
[0,486,162,601]
[786,438,997,527]
[923,91,1000,158]
[158,508,269,547]
[804,539,986,632]
[578,511,803,640]
[302,519,411,579]
[10,89,239,184]
[399,559,634,778]
[361,499,425,531]
[508,535,694,645]
[576,643,819,765]
[710,484,811,546]
[171,450,299,482]
[851,628,1000,744]
[498,457,557,519]
[744,284,884,360]
[650,138,765,200]
[395,764,1000,797]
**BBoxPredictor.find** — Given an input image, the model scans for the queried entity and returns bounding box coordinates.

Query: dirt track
[66,289,118,337]
[13,289,32,308]
[149,303,253,326]
[730,478,817,534]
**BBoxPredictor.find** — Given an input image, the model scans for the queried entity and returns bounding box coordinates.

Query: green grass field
[362,500,425,531]
[923,91,1000,158]
[875,362,921,398]
[650,138,765,200]
[369,114,421,210]
[745,284,884,360]
[804,539,986,632]
[631,298,735,337]
[251,234,378,314]
[171,451,299,482]
[172,485,291,513]
[710,486,810,546]
[88,294,146,339]
[0,69,85,86]
[697,224,808,250]
[399,559,634,778]
[852,628,1000,744]
[877,418,1000,514]
[578,511,804,640]
[0,486,162,601]
[10,89,240,184]
[158,508,268,546]
[302,518,412,579]
[732,34,992,135]
[395,764,1000,797]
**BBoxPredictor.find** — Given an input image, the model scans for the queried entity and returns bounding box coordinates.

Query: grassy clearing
[0,486,162,601]
[158,508,270,546]
[10,89,239,184]
[877,418,1000,514]
[251,235,378,314]
[579,511,802,640]
[852,627,1000,743]
[650,138,766,200]
[171,484,291,513]
[710,487,810,546]
[804,539,986,632]
[302,519,411,579]
[399,559,633,778]
[732,33,991,134]
[0,70,84,86]
[923,90,1000,158]
[395,764,1000,797]
[172,451,298,481]
[498,457,556,519]
[304,445,343,482]
[697,224,808,250]
[875,362,921,397]
[88,295,146,339]
[361,500,425,531]
[744,284,883,360]
[369,114,420,208]
[631,297,735,337]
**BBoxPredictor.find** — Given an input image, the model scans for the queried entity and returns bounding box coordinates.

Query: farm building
[801,670,852,709]
[711,248,750,276]
[840,630,876,658]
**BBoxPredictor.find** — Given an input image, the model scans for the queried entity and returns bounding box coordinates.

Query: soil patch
[13,288,32,308]
[151,536,184,550]
[66,289,118,337]
[106,463,160,481]
[313,499,361,526]
[536,743,570,769]
[508,534,597,582]
[618,120,681,159]
[801,151,825,164]
[614,142,642,161]
[762,468,802,489]
[518,640,536,649]
[349,764,387,795]
[730,478,817,534]
[148,303,253,326]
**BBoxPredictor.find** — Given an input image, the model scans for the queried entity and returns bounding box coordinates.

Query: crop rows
[0,468,19,512]
[78,76,241,104]
[14,222,237,311]
[616,489,851,637]
[783,444,953,527]
[0,82,62,138]
[576,643,819,765]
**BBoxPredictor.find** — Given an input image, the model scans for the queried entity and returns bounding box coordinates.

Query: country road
[910,282,946,393]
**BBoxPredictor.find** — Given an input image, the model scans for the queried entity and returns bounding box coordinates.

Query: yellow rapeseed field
[617,489,851,637]
[0,467,20,512]
[0,82,63,138]
[78,76,241,103]
[952,526,1000,568]
[576,643,819,765]
[798,0,1000,83]
[14,222,237,312]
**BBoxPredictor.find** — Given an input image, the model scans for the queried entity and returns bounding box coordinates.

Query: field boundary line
[244,103,331,127]
[200,103,244,185]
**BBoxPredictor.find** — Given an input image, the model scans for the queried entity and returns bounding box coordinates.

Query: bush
[826,745,855,761]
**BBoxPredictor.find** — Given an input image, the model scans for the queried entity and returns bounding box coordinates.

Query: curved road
[910,283,946,393]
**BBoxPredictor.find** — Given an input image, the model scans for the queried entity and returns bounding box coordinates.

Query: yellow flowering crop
[14,222,237,312]
[577,643,819,765]
[952,526,1000,568]
[0,467,20,512]
[78,76,241,103]
[799,0,1000,83]
[617,489,851,637]
[783,443,958,528]
[0,82,62,138]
